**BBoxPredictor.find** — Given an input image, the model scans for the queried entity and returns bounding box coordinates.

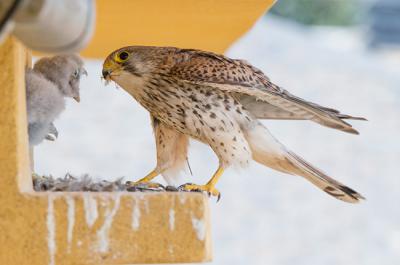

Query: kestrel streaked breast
[102,46,365,203]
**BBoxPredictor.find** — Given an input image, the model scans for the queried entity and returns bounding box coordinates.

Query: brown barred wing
[169,48,365,134]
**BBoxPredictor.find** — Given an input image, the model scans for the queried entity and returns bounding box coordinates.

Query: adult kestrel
[102,46,365,203]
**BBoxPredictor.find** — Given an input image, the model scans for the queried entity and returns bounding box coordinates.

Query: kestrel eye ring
[116,51,129,62]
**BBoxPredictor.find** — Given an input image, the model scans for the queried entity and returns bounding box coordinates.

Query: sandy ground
[34,16,400,265]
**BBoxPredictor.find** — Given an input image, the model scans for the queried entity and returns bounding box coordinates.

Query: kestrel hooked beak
[102,50,131,82]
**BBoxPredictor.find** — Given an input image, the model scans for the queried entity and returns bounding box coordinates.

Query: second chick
[26,54,87,146]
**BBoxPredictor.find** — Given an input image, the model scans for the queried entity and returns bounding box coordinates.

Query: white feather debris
[33,175,126,192]
[97,195,121,253]
[33,174,179,192]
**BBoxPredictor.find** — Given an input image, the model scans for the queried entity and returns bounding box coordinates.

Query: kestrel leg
[178,110,252,200]
[129,116,189,188]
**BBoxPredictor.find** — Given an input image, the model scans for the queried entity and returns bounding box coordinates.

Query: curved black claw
[178,183,202,193]
[206,191,221,202]
[216,193,221,203]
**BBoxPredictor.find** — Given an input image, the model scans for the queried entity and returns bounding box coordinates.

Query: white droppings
[47,195,56,265]
[97,195,121,253]
[168,245,174,255]
[178,193,186,204]
[191,214,206,241]
[131,199,141,231]
[66,196,75,253]
[83,194,98,227]
[144,198,150,214]
[112,252,122,260]
[169,208,175,231]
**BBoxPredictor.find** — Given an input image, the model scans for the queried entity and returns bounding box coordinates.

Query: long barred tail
[284,151,365,202]
[244,122,365,203]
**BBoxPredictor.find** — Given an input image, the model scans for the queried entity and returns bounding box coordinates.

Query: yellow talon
[126,181,164,189]
[179,183,221,199]
[179,167,224,201]
[130,168,160,185]
[126,168,165,190]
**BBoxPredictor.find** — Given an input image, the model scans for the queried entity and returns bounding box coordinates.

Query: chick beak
[73,95,80,102]
[81,68,88,76]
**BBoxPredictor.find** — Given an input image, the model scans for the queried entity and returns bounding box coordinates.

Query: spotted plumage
[102,46,365,203]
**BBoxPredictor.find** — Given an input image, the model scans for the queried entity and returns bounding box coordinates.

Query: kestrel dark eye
[118,51,129,61]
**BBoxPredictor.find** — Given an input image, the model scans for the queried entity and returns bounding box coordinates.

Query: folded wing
[169,49,365,134]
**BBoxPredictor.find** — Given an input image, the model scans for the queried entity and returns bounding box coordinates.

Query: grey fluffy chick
[26,54,87,146]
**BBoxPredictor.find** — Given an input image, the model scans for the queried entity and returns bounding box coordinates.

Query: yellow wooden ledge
[0,37,211,265]
[1,1,277,263]
[8,192,211,265]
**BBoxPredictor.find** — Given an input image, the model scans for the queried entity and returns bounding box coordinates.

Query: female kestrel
[102,46,365,203]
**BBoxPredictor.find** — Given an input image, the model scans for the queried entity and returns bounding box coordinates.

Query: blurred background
[34,0,400,264]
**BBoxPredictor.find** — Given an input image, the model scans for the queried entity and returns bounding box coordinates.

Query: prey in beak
[102,58,122,85]
[102,69,112,81]
[101,69,112,86]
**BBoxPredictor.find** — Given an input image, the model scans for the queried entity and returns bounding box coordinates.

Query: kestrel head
[34,54,87,102]
[102,46,170,85]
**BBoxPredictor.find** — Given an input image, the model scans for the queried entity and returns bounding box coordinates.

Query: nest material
[32,174,179,192]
